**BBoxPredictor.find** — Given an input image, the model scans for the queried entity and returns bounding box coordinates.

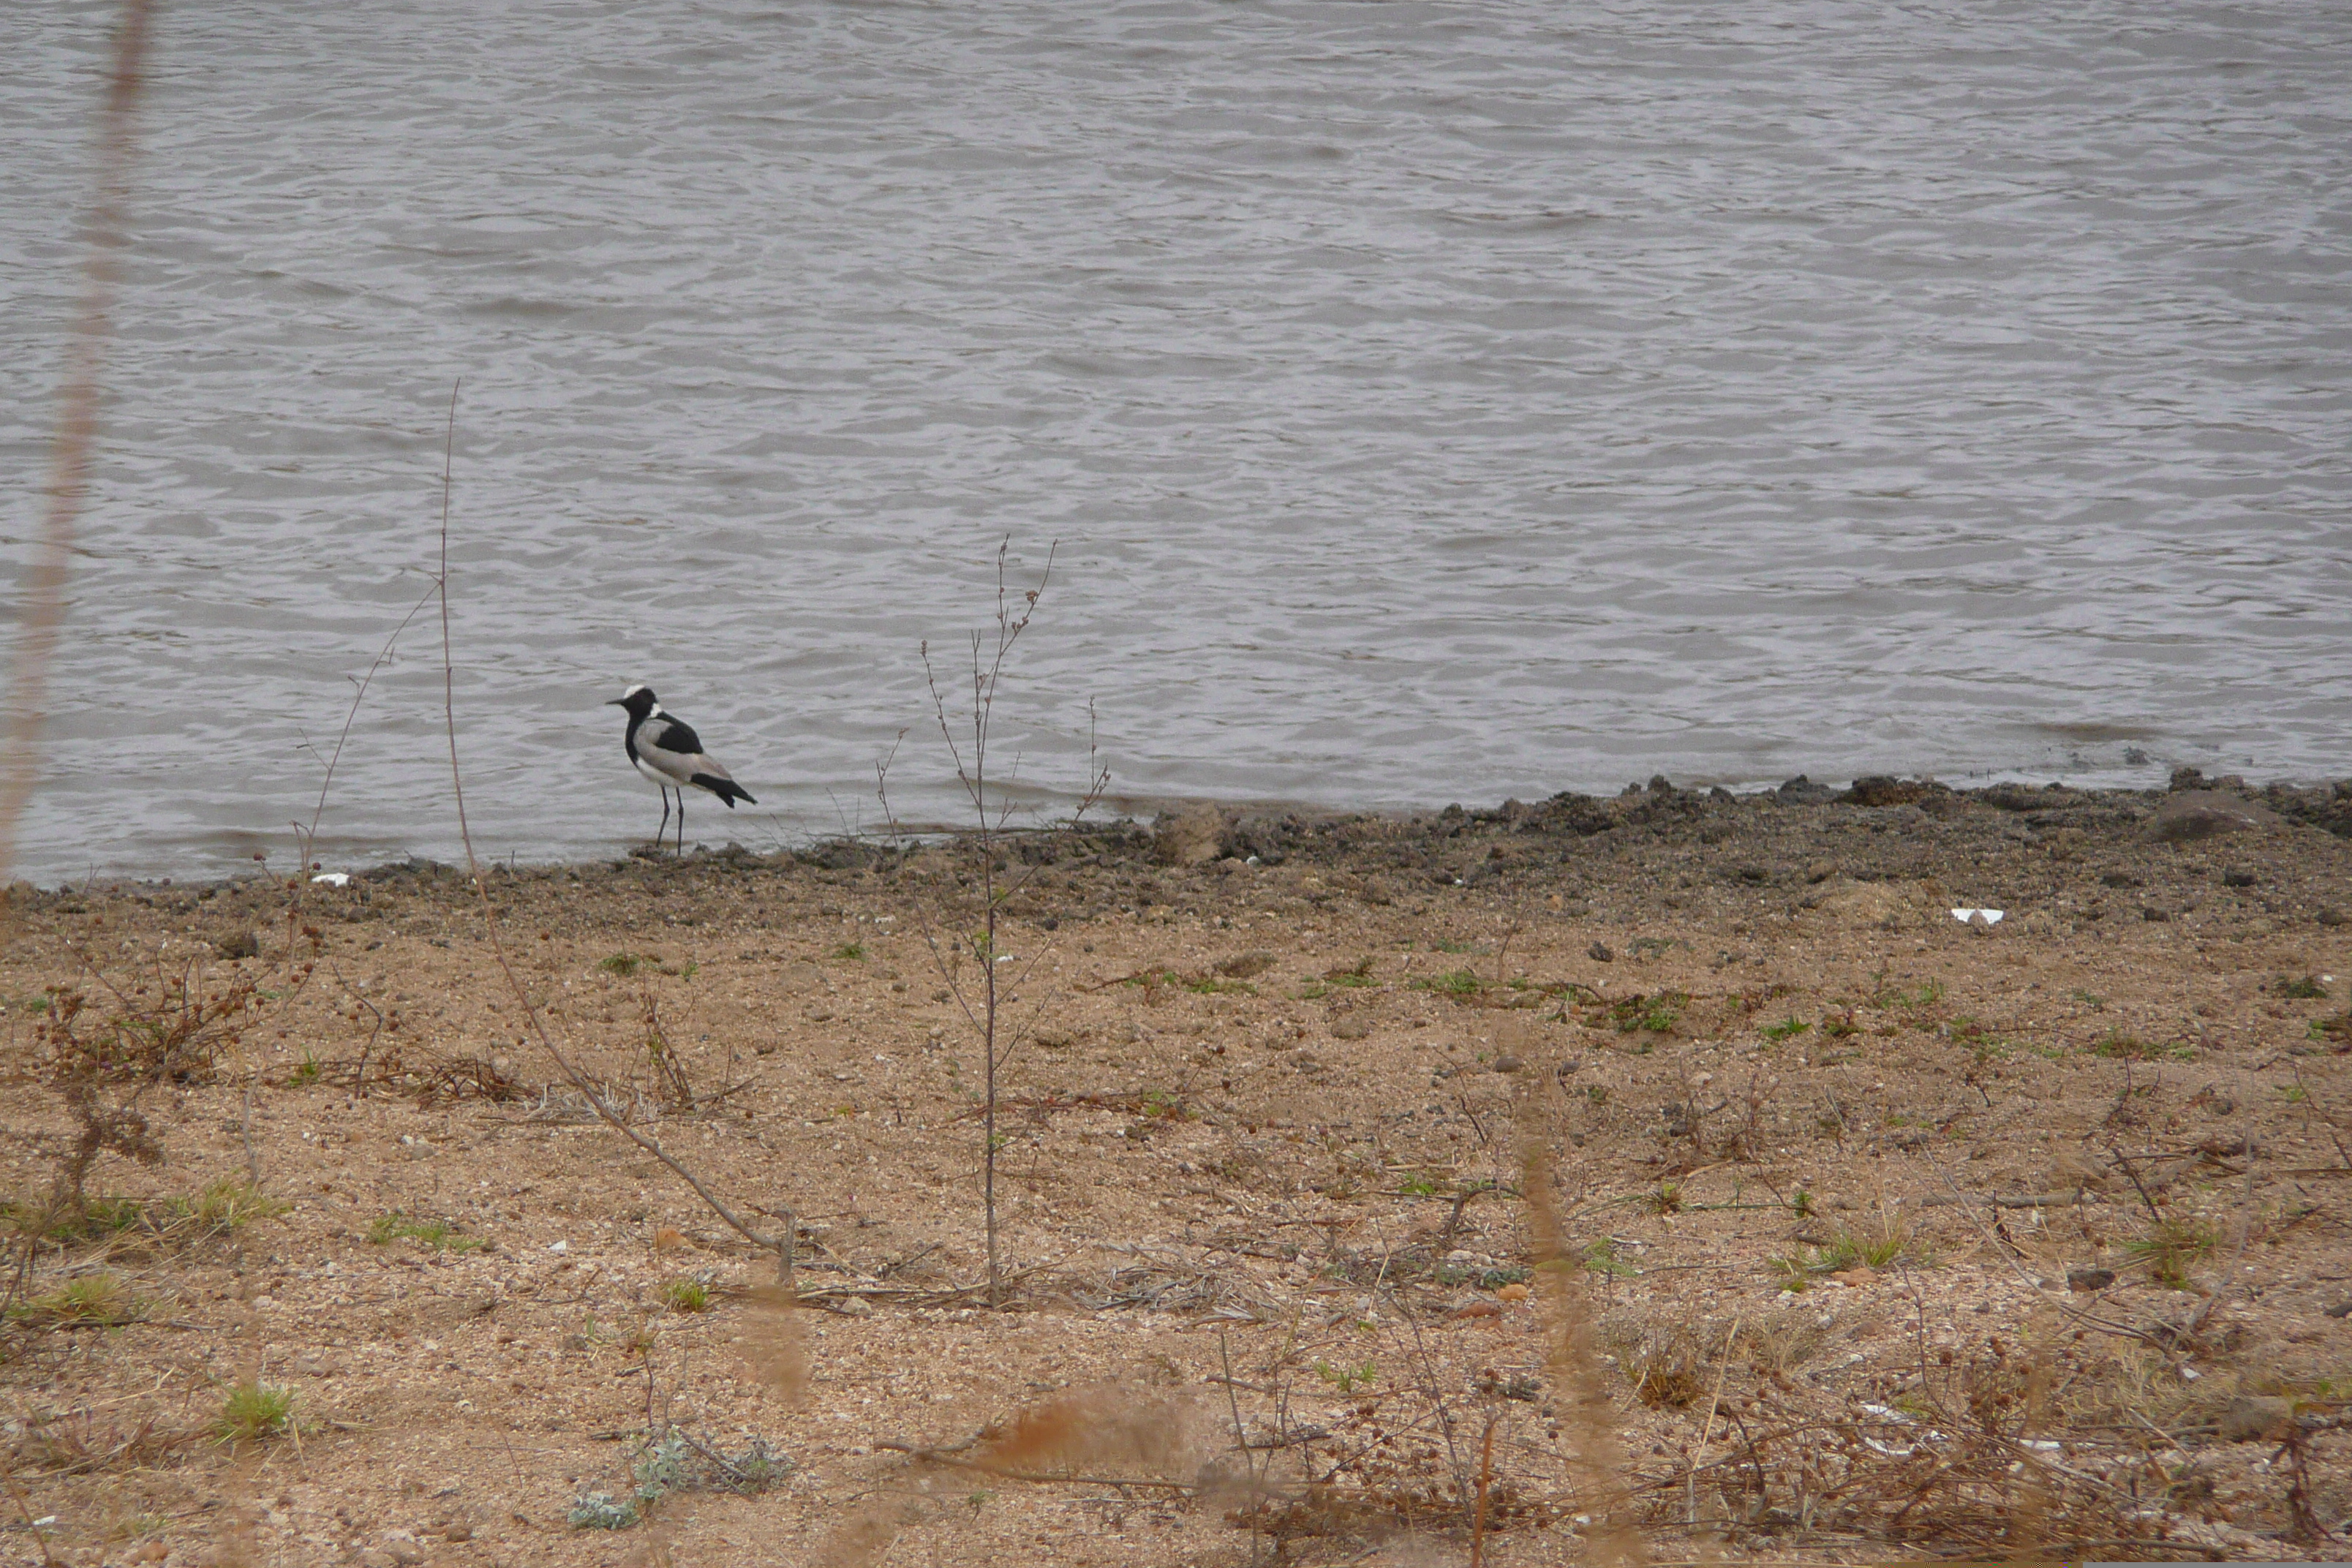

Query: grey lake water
[4,0,2349,885]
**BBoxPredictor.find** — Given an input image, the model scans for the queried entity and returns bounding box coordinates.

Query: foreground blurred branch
[0,0,156,885]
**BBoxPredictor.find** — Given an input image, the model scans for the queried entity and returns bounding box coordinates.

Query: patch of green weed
[9,1271,136,1326]
[171,1179,290,1235]
[1581,1238,1637,1278]
[1606,992,1684,1033]
[216,1379,294,1441]
[2125,1215,2217,1289]
[1410,968,1483,996]
[1186,976,1256,996]
[1313,1359,1379,1393]
[569,1491,638,1529]
[367,1213,482,1252]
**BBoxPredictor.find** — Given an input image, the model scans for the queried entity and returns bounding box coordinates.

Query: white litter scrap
[1950,907,2003,926]
[312,872,350,886]
[1857,1402,1944,1458]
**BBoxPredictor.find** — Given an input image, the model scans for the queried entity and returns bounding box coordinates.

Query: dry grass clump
[1740,1308,1830,1376]
[7,1270,136,1327]
[1654,1338,2144,1553]
[4,1406,197,1478]
[2,1178,285,1267]
[172,1177,288,1236]
[1772,1207,1927,1286]
[1605,1314,1722,1410]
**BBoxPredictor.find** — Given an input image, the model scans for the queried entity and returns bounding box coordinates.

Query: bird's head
[608,684,658,720]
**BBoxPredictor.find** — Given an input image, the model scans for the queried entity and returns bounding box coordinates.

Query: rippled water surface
[5,1,2348,883]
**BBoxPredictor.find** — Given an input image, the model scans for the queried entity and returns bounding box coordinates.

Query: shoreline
[29,766,2352,899]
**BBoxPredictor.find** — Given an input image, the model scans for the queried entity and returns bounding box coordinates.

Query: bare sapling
[876,539,1108,1305]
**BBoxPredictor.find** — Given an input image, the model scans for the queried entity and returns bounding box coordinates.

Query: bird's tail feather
[692,774,755,807]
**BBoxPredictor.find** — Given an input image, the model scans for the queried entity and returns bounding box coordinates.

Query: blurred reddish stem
[0,0,157,883]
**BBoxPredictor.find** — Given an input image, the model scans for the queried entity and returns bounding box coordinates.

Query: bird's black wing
[646,715,705,755]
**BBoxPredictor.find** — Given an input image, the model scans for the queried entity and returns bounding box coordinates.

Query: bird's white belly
[631,754,687,791]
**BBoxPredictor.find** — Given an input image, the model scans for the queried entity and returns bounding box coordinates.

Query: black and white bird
[606,685,755,852]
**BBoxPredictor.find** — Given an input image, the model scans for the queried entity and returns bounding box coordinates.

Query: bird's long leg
[677,793,687,854]
[656,787,672,849]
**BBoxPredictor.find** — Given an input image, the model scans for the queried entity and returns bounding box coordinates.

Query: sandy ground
[4,773,2352,1567]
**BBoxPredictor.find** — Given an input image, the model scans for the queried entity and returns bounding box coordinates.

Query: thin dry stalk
[426,384,799,1300]
[1515,1034,1649,1568]
[736,1281,807,1405]
[1470,1414,1498,1567]
[284,581,438,919]
[1221,1324,1269,1563]
[0,0,154,890]
[1688,1313,1741,1527]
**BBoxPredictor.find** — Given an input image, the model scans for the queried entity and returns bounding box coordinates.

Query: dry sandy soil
[4,772,2352,1567]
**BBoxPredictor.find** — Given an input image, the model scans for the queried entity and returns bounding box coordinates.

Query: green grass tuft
[2125,1215,2217,1289]
[10,1270,136,1326]
[171,1179,290,1235]
[216,1379,294,1441]
[367,1212,483,1251]
[1313,1359,1378,1392]
[1607,992,1684,1033]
